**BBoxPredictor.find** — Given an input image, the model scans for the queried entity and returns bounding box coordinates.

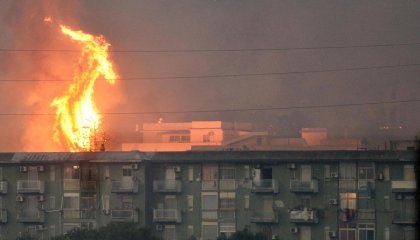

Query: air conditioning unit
[328,231,337,238]
[174,166,181,172]
[16,195,24,202]
[156,224,164,231]
[38,165,45,172]
[290,227,299,234]
[103,209,110,215]
[396,193,403,200]
[19,166,28,173]
[36,225,44,231]
[329,199,338,205]
[288,163,296,169]
[330,172,339,178]
[377,173,384,181]
[38,195,45,202]
[131,164,138,170]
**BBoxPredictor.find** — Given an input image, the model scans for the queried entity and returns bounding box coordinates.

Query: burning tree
[50,25,117,152]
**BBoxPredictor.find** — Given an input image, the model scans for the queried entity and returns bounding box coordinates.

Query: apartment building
[0,150,417,240]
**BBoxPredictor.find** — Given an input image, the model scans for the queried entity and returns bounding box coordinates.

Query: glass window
[202,193,218,210]
[340,223,356,240]
[202,222,218,240]
[220,167,235,180]
[122,168,132,177]
[404,165,415,181]
[163,225,177,240]
[202,165,218,180]
[358,223,375,240]
[340,193,357,210]
[64,165,80,179]
[63,195,79,209]
[220,192,235,209]
[340,164,356,179]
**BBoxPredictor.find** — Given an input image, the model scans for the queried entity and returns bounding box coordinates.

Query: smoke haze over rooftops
[0,0,420,151]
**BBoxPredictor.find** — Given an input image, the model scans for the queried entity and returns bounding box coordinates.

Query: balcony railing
[251,180,278,193]
[289,209,319,223]
[357,209,375,220]
[339,179,357,192]
[81,181,97,192]
[250,211,278,223]
[393,212,417,224]
[153,209,181,223]
[63,210,97,219]
[111,209,138,222]
[0,181,7,194]
[202,180,218,191]
[153,180,182,193]
[391,181,417,192]
[17,180,45,194]
[0,209,7,223]
[111,180,138,193]
[17,210,44,223]
[63,179,80,191]
[219,180,236,191]
[289,179,318,193]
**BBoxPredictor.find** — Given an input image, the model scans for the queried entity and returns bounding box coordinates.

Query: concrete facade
[0,150,417,240]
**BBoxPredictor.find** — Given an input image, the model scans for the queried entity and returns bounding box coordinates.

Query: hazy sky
[1,0,420,151]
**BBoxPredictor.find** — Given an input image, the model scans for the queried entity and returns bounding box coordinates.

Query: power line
[1,42,420,53]
[1,62,419,82]
[1,99,419,116]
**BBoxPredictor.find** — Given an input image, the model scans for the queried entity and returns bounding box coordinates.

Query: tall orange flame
[51,25,117,152]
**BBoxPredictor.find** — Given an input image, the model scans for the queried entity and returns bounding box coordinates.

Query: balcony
[111,209,138,222]
[202,180,218,191]
[250,211,278,223]
[17,210,45,223]
[391,181,417,193]
[251,180,278,193]
[0,209,7,223]
[339,179,357,192]
[63,210,96,219]
[289,209,319,223]
[81,181,97,192]
[153,180,182,193]
[153,209,181,223]
[358,209,375,220]
[17,180,45,194]
[63,179,80,191]
[111,180,138,193]
[393,212,417,224]
[290,179,318,193]
[0,181,7,194]
[219,180,236,191]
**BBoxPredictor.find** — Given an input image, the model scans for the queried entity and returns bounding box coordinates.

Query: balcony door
[301,165,311,181]
[299,226,311,240]
[122,166,133,189]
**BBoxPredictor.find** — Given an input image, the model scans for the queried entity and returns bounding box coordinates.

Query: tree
[50,222,158,240]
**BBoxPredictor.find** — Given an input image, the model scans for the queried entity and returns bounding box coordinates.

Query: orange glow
[50,25,117,151]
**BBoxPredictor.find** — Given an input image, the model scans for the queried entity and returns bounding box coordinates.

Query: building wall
[0,151,416,240]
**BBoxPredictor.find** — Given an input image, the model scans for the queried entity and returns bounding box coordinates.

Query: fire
[50,25,117,151]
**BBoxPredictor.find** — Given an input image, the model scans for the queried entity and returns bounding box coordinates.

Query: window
[163,225,177,240]
[203,135,210,142]
[64,165,79,179]
[187,195,193,211]
[50,165,55,181]
[187,225,194,239]
[202,222,218,240]
[219,192,235,209]
[256,137,262,145]
[404,165,415,180]
[188,166,194,181]
[340,164,356,179]
[63,193,79,209]
[404,227,415,240]
[384,196,390,210]
[324,165,330,179]
[169,135,180,142]
[358,223,375,240]
[340,193,356,210]
[49,196,56,210]
[122,165,133,177]
[339,223,356,240]
[181,136,190,142]
[202,193,218,210]
[121,195,132,209]
[202,165,218,180]
[244,195,249,209]
[220,167,235,180]
[384,227,390,240]
[358,165,375,191]
[301,197,311,208]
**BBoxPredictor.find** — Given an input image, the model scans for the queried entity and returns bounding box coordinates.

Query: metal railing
[219,180,236,191]
[391,181,417,192]
[289,209,319,223]
[63,179,80,191]
[111,209,138,222]
[63,210,96,219]
[17,180,45,193]
[252,179,278,193]
[202,180,218,191]
[111,180,138,193]
[17,210,44,223]
[393,212,417,224]
[153,180,181,193]
[250,211,277,223]
[81,181,97,192]
[153,209,181,223]
[339,179,357,192]
[289,179,318,193]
